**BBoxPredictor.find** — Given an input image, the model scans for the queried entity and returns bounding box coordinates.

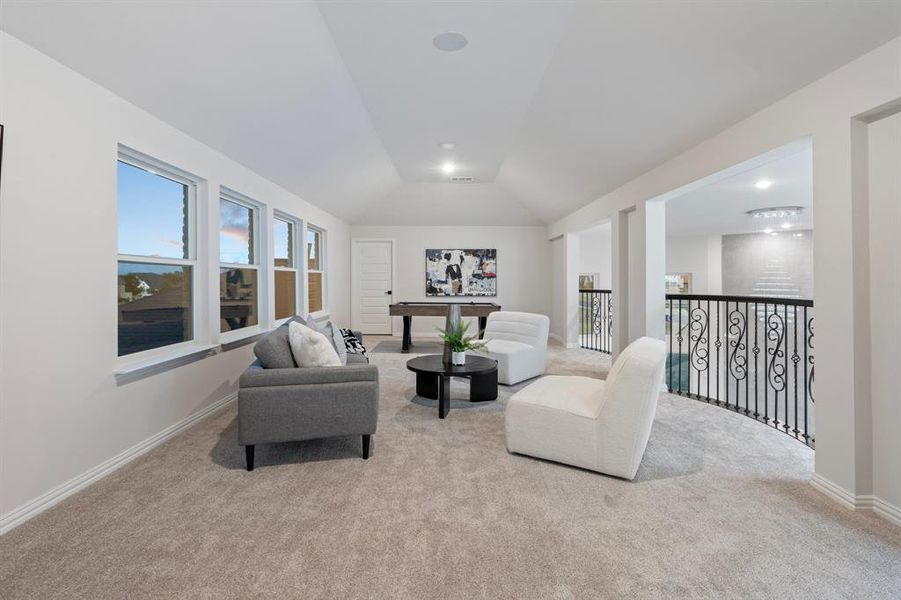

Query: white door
[352,240,393,334]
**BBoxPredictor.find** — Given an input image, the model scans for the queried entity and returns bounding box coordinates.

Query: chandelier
[746,206,804,234]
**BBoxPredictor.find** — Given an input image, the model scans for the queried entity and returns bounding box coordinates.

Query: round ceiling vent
[433,32,468,52]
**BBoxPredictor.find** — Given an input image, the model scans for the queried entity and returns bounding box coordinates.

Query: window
[219,191,260,333]
[117,155,196,357]
[307,225,326,313]
[273,215,299,320]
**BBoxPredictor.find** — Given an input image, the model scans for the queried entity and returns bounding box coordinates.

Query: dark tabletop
[406,354,498,376]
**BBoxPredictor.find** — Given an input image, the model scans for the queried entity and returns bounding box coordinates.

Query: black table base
[406,355,499,419]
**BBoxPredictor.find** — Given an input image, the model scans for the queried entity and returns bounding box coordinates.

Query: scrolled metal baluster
[767,310,786,433]
[791,305,801,437]
[689,304,709,399]
[728,306,748,412]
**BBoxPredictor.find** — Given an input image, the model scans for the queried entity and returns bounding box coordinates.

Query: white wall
[576,223,612,289]
[867,110,901,514]
[665,235,722,295]
[349,226,552,338]
[550,236,565,342]
[0,34,350,528]
[547,36,901,516]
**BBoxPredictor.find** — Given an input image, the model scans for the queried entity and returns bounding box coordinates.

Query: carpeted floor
[1,341,899,599]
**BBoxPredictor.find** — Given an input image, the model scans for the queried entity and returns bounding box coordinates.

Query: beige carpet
[2,341,899,599]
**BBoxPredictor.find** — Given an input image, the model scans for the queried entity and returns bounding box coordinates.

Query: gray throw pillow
[253,322,297,369]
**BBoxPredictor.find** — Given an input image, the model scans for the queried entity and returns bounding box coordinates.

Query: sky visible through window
[219,199,253,264]
[117,161,188,259]
[274,218,292,266]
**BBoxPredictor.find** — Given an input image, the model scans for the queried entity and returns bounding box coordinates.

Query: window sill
[220,328,265,352]
[220,326,263,346]
[115,344,219,386]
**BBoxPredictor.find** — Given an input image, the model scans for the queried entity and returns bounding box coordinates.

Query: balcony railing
[667,294,814,447]
[579,289,612,354]
[577,290,815,447]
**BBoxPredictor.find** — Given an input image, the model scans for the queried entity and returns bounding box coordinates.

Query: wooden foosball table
[388,302,502,353]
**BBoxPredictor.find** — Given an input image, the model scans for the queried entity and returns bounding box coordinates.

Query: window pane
[307,228,321,271]
[308,271,323,313]
[220,267,258,332]
[118,262,193,356]
[275,270,297,320]
[117,161,189,259]
[220,198,254,264]
[274,218,293,267]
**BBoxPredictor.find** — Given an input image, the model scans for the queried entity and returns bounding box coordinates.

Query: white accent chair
[504,337,667,480]
[471,311,550,385]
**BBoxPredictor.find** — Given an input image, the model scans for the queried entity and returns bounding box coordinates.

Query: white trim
[272,210,303,321]
[219,325,263,346]
[0,391,237,535]
[115,342,219,377]
[872,497,901,527]
[306,223,327,313]
[810,473,901,527]
[116,146,202,363]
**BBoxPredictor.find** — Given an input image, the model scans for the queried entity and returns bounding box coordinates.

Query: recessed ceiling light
[433,32,468,52]
[441,162,456,175]
[755,179,773,190]
[439,142,456,150]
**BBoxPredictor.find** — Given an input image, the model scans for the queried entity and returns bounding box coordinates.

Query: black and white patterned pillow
[340,328,368,357]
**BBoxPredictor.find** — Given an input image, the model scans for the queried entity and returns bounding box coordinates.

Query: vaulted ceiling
[2,1,899,225]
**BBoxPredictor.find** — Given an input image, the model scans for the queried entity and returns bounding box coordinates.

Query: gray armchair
[238,324,378,470]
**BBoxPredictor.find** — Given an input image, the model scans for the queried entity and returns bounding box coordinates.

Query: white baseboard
[810,473,901,527]
[0,391,237,535]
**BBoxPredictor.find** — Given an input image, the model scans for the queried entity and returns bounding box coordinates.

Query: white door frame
[351,238,396,334]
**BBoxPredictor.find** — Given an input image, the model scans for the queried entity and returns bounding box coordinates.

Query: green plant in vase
[436,320,488,366]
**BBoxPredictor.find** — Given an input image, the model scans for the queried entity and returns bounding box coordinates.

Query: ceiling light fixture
[755,179,773,190]
[441,162,456,175]
[433,32,468,52]
[438,142,456,150]
[747,206,804,233]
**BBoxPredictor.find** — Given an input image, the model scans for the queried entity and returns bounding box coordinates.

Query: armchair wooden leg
[362,435,371,460]
[245,445,255,471]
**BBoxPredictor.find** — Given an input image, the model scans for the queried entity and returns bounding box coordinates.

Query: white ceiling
[666,141,813,237]
[2,1,899,225]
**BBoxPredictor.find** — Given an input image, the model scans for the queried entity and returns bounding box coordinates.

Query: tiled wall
[722,230,813,299]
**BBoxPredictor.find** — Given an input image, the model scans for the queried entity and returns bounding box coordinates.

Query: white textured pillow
[288,322,341,368]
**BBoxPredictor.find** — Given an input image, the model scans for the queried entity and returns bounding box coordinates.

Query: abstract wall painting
[425,249,497,296]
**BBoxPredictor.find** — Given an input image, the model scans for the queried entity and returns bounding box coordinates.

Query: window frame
[273,211,303,325]
[116,146,204,364]
[218,187,265,343]
[306,223,327,316]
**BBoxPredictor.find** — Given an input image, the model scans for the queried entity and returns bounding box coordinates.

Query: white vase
[451,351,466,366]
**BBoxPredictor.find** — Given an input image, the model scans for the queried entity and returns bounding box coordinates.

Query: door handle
[385,290,392,295]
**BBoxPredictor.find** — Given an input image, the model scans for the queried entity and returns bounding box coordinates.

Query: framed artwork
[665,273,692,294]
[579,273,600,290]
[425,249,497,296]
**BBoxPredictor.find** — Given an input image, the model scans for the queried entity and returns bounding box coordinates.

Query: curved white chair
[504,337,667,480]
[471,311,550,385]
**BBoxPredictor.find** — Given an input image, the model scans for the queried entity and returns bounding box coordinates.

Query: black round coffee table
[406,354,498,419]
